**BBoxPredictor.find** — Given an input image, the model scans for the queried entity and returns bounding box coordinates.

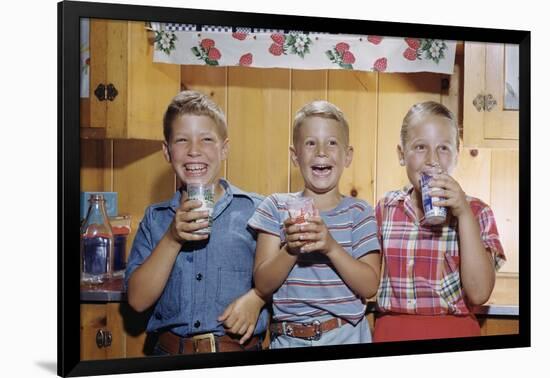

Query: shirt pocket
[215,268,252,310]
[154,269,182,320]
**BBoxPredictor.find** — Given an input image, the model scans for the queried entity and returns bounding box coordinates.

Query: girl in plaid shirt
[373,101,506,342]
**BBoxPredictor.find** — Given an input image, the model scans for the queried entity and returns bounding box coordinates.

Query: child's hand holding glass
[429,173,469,218]
[288,216,339,255]
[168,191,211,243]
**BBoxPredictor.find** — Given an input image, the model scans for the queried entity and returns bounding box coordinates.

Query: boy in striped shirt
[248,101,381,348]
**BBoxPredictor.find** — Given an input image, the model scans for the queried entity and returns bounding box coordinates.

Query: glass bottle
[80,194,114,285]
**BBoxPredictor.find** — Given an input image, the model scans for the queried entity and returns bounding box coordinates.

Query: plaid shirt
[375,186,505,315]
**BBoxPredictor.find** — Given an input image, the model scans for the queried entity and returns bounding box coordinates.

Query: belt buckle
[191,333,216,353]
[304,320,322,341]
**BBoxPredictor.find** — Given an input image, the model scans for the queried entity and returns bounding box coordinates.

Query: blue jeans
[270,316,371,349]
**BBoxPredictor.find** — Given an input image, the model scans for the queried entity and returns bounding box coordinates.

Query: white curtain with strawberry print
[152,27,456,74]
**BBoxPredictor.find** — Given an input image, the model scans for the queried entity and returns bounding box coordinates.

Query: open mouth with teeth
[311,164,333,177]
[184,163,208,177]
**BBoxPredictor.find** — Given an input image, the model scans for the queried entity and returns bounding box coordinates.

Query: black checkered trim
[202,25,232,32]
[163,23,331,35]
[165,23,197,31]
[234,27,252,33]
[253,28,285,33]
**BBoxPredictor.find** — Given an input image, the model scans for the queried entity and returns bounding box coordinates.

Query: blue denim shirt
[124,179,268,337]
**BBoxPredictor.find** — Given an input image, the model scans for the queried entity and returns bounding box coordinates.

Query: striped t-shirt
[248,193,380,325]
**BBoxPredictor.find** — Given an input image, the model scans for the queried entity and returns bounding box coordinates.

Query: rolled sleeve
[247,195,284,240]
[124,208,155,291]
[474,202,506,271]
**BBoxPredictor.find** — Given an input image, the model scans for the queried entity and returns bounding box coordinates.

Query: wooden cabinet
[80,301,152,360]
[79,19,179,359]
[80,303,125,360]
[81,20,180,140]
[463,42,519,148]
[478,316,519,336]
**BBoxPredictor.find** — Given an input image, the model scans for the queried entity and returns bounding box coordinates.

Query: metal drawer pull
[96,329,113,348]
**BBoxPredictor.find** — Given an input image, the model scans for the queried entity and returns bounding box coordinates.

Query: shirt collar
[386,184,414,207]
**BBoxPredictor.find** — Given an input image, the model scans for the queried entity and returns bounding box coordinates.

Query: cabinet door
[80,303,125,360]
[85,20,180,140]
[463,42,519,148]
[478,317,519,336]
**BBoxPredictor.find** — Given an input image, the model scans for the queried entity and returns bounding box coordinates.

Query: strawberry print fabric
[152,26,457,74]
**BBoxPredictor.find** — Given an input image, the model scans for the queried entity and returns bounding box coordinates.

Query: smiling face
[398,115,458,193]
[291,116,353,196]
[162,114,228,186]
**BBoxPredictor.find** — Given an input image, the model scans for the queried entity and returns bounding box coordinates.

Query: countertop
[80,278,519,316]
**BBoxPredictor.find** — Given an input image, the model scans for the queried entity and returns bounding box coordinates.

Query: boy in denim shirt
[125,90,268,355]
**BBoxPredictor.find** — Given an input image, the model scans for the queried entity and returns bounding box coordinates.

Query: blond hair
[400,101,460,151]
[293,100,350,146]
[163,90,227,142]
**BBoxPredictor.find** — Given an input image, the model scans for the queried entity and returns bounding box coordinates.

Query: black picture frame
[59,1,530,376]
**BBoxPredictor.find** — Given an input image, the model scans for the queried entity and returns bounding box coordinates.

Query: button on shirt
[375,186,506,316]
[124,179,268,337]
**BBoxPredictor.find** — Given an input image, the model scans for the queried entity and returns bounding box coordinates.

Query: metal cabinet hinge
[473,93,497,112]
[94,83,119,102]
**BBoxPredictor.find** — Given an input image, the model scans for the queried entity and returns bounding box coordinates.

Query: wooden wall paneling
[113,140,176,261]
[441,62,463,132]
[180,65,228,179]
[180,66,228,108]
[289,69,328,192]
[328,70,378,204]
[89,19,108,129]
[452,148,491,204]
[80,304,107,360]
[80,139,112,192]
[490,149,519,273]
[376,73,442,200]
[126,21,181,140]
[227,67,291,195]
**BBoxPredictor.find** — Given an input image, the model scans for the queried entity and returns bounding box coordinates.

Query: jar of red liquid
[80,194,114,285]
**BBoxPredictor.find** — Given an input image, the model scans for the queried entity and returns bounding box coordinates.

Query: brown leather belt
[270,318,350,340]
[157,331,262,354]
